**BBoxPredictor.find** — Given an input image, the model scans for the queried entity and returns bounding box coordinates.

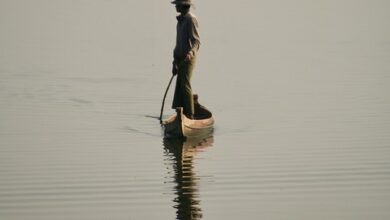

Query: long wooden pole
[159,75,175,123]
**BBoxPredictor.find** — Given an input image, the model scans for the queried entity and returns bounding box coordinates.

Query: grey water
[1,0,390,219]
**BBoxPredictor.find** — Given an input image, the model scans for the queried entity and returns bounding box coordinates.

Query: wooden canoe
[163,107,214,139]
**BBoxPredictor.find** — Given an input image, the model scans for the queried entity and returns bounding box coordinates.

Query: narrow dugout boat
[163,95,214,139]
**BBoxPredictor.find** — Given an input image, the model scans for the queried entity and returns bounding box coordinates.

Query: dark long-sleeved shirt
[174,12,200,60]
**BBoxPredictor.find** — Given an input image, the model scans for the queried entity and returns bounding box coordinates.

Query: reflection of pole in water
[163,137,213,220]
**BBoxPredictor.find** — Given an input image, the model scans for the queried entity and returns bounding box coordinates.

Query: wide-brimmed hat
[171,0,192,5]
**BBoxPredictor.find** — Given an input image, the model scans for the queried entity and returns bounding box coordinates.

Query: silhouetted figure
[171,0,200,119]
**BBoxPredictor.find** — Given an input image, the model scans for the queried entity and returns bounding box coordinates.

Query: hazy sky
[0,0,172,75]
[1,0,389,77]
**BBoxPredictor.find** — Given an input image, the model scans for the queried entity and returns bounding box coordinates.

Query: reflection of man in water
[163,137,213,220]
[171,0,200,119]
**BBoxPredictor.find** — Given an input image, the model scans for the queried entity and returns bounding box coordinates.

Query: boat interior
[193,94,212,120]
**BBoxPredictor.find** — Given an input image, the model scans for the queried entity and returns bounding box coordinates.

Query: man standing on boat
[171,0,200,119]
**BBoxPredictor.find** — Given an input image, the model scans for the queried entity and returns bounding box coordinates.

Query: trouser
[172,56,196,117]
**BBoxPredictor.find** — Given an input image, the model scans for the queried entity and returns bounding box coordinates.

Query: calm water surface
[1,1,390,219]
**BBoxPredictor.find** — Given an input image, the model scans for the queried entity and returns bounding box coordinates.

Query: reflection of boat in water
[163,135,214,220]
[162,95,214,139]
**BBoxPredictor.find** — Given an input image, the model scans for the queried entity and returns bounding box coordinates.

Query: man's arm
[186,16,200,61]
